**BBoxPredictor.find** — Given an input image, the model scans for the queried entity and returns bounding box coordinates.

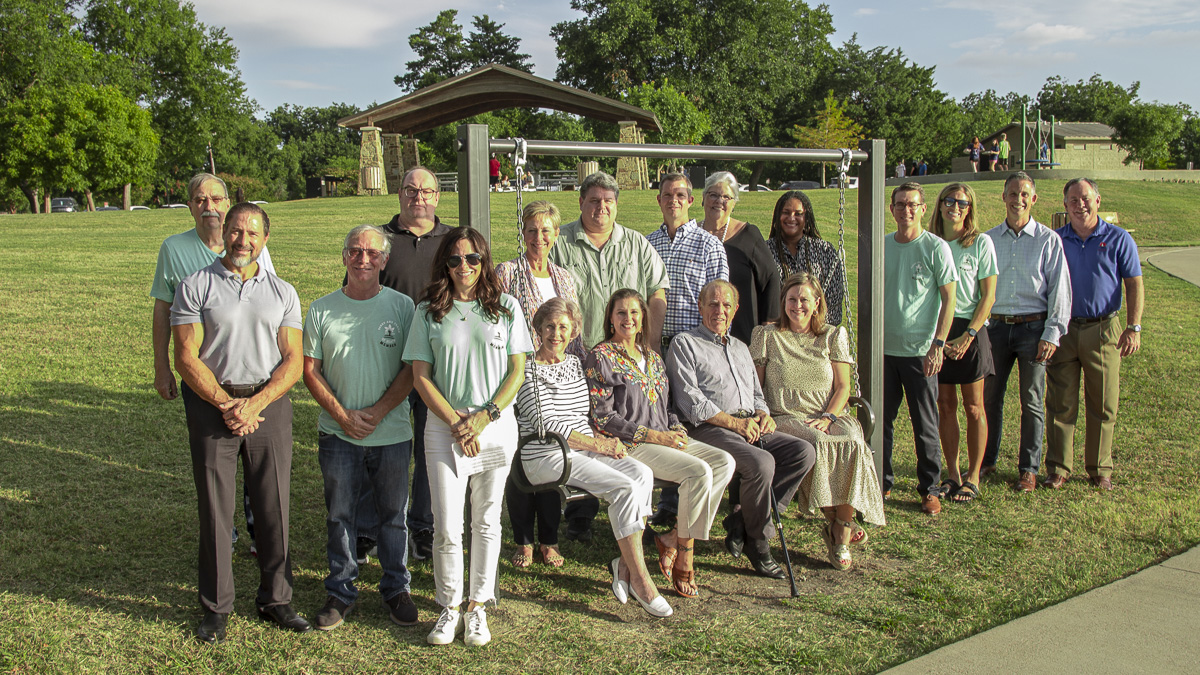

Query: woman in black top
[766,190,846,326]
[698,171,780,344]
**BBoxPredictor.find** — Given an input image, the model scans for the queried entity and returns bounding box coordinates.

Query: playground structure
[454,125,890,483]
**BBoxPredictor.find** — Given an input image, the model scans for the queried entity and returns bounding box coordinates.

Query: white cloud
[1012,22,1089,48]
[954,49,1079,73]
[854,8,878,17]
[270,79,335,91]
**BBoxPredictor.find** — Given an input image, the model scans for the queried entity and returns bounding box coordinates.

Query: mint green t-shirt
[884,230,959,357]
[303,287,415,445]
[403,294,533,411]
[150,228,275,302]
[947,233,998,319]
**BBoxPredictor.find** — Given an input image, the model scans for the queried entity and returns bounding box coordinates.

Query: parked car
[164,203,188,209]
[829,177,860,189]
[96,205,121,211]
[131,205,150,211]
[249,200,269,205]
[778,180,822,191]
[738,184,773,192]
[50,197,78,213]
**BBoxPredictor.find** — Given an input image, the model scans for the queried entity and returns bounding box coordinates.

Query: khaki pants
[1045,316,1122,478]
[627,440,734,541]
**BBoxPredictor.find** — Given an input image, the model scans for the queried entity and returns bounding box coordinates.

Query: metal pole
[1021,104,1028,170]
[488,138,868,164]
[1050,115,1056,167]
[858,139,886,487]
[457,123,492,242]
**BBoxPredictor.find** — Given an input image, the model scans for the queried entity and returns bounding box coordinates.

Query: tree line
[4,1,1197,213]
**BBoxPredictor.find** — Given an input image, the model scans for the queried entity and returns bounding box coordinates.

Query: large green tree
[790,91,864,186]
[553,0,835,186]
[395,10,532,92]
[1035,74,1138,125]
[266,103,362,198]
[1111,102,1187,169]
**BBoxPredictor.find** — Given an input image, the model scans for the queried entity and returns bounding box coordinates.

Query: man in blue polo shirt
[1043,178,1143,491]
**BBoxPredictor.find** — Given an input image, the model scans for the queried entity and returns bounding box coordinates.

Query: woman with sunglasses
[928,183,998,503]
[699,171,780,344]
[403,227,533,647]
[766,190,846,326]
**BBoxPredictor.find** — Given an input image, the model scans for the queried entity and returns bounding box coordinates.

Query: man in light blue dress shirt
[981,173,1072,492]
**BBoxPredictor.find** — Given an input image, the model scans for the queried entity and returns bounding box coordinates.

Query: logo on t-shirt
[379,321,399,347]
[490,326,507,351]
[911,261,930,284]
[959,255,978,277]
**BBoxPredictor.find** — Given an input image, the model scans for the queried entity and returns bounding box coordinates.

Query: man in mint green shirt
[882,182,958,515]
[302,224,420,630]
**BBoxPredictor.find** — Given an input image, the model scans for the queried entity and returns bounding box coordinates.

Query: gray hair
[532,297,583,339]
[1004,171,1036,193]
[522,200,561,229]
[703,171,740,202]
[187,172,228,202]
[699,279,739,305]
[579,171,620,201]
[1063,177,1099,198]
[344,224,391,255]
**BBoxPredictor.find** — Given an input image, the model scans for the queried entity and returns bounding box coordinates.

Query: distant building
[952,122,1135,173]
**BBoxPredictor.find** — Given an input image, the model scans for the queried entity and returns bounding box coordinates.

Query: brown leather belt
[221,382,267,398]
[990,312,1047,325]
[1070,311,1118,326]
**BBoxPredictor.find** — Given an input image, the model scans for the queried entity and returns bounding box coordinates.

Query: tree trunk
[820,163,827,187]
[123,183,132,210]
[747,161,765,191]
[43,195,51,214]
[85,191,96,212]
[21,184,39,214]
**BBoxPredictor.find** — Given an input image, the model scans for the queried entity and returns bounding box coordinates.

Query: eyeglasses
[704,193,735,204]
[403,187,438,199]
[191,195,228,206]
[942,198,971,209]
[892,201,924,211]
[345,247,385,260]
[448,253,483,268]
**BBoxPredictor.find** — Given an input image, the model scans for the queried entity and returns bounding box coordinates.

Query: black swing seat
[509,432,677,503]
[845,396,876,439]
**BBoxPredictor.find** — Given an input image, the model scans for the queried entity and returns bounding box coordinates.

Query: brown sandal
[671,544,698,597]
[512,545,533,568]
[654,534,676,582]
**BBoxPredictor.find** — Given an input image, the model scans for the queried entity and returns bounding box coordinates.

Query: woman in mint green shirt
[404,227,532,647]
[929,183,998,503]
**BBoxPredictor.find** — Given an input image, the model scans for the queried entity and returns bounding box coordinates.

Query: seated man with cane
[666,280,815,579]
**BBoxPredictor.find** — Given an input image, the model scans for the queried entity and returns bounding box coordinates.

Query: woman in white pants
[404,227,532,647]
[514,297,671,617]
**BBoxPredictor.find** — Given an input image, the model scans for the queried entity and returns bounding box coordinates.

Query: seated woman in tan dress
[749,273,885,570]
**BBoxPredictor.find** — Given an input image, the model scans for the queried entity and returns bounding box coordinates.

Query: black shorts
[938,316,995,385]
[490,175,500,186]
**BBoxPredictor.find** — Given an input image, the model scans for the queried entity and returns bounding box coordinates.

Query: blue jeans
[355,391,433,539]
[318,433,412,604]
[983,320,1047,474]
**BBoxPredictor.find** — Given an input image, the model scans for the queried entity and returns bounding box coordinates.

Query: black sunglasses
[942,198,971,208]
[447,253,483,268]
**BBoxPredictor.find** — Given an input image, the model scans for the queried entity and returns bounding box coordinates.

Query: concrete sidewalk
[882,546,1200,674]
[1140,246,1200,286]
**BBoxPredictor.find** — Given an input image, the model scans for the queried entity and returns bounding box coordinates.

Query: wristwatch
[1128,324,1142,332]
[484,401,501,422]
[967,327,978,338]
[820,412,838,423]
[932,338,946,348]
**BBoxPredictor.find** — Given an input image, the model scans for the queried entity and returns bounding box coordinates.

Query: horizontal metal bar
[488,138,870,163]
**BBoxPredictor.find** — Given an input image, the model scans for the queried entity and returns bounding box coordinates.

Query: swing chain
[509,138,546,440]
[834,148,862,398]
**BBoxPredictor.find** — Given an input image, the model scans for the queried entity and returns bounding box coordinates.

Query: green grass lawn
[1,179,1198,674]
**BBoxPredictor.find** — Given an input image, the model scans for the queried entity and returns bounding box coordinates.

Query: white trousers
[425,415,513,609]
[627,440,734,540]
[524,451,654,540]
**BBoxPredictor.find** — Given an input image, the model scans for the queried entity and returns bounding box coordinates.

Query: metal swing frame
[456,123,887,487]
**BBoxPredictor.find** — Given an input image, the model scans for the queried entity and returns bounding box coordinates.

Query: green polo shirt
[549,220,669,349]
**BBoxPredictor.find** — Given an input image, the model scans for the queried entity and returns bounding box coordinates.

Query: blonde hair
[778,273,828,335]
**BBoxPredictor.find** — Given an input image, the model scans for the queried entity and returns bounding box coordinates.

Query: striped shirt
[985,218,1072,345]
[514,355,593,461]
[647,220,729,338]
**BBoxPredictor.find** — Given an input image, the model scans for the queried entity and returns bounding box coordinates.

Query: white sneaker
[426,607,462,645]
[463,606,491,647]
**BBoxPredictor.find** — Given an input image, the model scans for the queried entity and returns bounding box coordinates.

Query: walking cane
[760,439,800,597]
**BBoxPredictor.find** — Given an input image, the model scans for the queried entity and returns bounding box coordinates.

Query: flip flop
[952,481,980,503]
[541,545,565,568]
[512,545,533,568]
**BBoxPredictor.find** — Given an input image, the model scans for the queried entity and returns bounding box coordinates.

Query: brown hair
[778,273,828,335]
[929,182,981,247]
[419,227,511,324]
[601,289,650,354]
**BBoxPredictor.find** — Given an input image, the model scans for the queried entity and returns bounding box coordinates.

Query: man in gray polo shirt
[171,202,309,643]
[667,280,814,578]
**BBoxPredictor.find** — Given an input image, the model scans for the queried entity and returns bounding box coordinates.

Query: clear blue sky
[188,0,1200,117]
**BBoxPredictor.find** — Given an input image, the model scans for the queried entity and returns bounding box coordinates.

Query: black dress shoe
[746,539,786,579]
[257,604,313,633]
[196,611,228,644]
[722,511,745,558]
[564,518,594,542]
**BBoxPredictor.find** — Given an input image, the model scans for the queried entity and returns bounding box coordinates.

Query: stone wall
[615,121,650,190]
[357,127,386,196]
[382,134,403,195]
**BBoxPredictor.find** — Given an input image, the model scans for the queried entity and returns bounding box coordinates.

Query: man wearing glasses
[368,166,451,563]
[980,172,1071,492]
[303,225,420,630]
[882,182,958,515]
[151,172,276,556]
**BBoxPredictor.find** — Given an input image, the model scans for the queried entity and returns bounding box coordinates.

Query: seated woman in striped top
[513,298,672,618]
